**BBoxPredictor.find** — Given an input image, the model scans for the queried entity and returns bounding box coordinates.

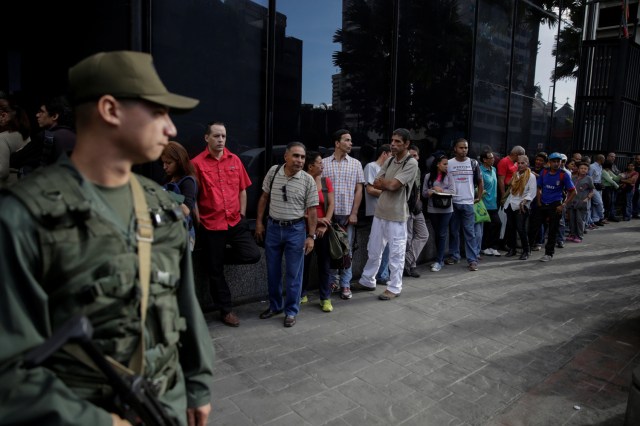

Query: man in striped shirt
[322,129,365,300]
[255,142,318,327]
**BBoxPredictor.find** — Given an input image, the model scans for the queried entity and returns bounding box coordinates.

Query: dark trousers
[202,219,261,313]
[505,205,529,252]
[530,201,562,257]
[482,209,501,250]
[302,234,332,300]
[603,187,617,219]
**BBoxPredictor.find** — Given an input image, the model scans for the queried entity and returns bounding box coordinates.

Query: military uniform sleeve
[176,248,215,409]
[0,195,113,426]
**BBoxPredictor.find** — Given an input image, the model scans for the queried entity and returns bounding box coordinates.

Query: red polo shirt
[192,148,251,231]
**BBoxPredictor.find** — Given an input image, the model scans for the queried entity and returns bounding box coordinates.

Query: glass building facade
[3,0,576,219]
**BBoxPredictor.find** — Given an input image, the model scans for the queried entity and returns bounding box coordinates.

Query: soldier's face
[118,99,176,164]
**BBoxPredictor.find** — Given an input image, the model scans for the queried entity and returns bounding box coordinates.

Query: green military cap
[68,50,199,111]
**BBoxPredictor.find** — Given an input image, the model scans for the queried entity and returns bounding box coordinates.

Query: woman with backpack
[161,141,199,251]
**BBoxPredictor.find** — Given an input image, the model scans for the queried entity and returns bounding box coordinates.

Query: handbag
[327,223,352,269]
[474,199,491,223]
[431,192,452,209]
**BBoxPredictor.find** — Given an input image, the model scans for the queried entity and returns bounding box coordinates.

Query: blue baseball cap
[549,152,563,160]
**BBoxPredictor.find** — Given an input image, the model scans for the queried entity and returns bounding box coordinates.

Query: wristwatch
[307,234,316,240]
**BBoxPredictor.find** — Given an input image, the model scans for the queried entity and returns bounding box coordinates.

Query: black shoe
[595,221,605,227]
[556,241,565,248]
[608,217,620,222]
[402,269,411,277]
[409,267,420,278]
[259,308,283,319]
[519,252,529,260]
[505,249,517,257]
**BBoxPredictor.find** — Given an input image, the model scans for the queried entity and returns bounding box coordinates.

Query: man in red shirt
[192,122,261,327]
[497,145,525,202]
[497,146,524,251]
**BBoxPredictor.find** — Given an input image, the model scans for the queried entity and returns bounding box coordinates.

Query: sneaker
[481,249,493,256]
[540,255,553,262]
[300,295,308,304]
[431,262,442,272]
[556,241,564,248]
[532,244,542,251]
[378,289,400,300]
[320,299,333,312]
[350,282,375,292]
[573,237,582,243]
[566,235,575,242]
[444,257,459,265]
[340,287,352,300]
[491,248,501,257]
[468,262,478,271]
[330,283,340,293]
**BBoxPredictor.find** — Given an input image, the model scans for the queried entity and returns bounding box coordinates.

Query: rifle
[24,315,180,426]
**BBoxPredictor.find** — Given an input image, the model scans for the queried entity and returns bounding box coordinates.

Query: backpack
[385,156,422,215]
[163,175,198,251]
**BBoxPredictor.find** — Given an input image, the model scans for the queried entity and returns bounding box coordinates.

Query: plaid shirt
[322,154,364,215]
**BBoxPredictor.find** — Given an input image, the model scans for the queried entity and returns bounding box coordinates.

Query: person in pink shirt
[192,122,261,327]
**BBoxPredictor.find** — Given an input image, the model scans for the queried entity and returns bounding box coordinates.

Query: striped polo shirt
[262,165,319,220]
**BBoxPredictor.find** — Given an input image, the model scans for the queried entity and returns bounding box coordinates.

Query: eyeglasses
[281,185,288,202]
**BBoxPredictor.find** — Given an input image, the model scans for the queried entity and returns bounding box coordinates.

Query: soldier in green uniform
[0,51,214,425]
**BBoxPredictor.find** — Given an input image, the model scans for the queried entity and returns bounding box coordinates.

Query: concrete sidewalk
[204,220,640,426]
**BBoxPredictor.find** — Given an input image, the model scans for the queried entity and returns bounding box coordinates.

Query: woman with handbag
[301,151,335,312]
[422,154,454,272]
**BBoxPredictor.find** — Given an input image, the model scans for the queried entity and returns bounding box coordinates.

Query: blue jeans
[590,189,604,222]
[265,218,306,316]
[429,212,452,264]
[474,222,483,257]
[624,191,634,219]
[331,215,354,287]
[449,203,478,263]
[375,244,390,281]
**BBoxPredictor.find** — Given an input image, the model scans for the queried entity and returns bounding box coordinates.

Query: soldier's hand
[110,413,132,426]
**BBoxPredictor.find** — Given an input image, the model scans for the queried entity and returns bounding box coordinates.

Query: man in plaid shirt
[322,129,365,300]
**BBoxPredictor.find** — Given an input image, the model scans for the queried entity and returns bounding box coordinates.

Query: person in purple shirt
[529,152,576,262]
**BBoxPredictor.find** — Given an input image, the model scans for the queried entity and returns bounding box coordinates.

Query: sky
[276,0,342,106]
[535,21,577,109]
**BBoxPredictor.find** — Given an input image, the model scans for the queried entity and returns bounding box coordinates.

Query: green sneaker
[320,299,333,312]
[300,295,308,304]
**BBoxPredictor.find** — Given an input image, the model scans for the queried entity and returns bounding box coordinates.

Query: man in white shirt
[445,138,483,271]
[362,144,391,285]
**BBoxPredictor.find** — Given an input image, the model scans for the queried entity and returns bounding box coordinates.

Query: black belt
[268,217,304,226]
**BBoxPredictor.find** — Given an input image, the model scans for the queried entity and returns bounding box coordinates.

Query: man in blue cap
[529,152,576,262]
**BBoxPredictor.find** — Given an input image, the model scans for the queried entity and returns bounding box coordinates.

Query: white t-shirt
[448,157,476,205]
[363,161,381,216]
